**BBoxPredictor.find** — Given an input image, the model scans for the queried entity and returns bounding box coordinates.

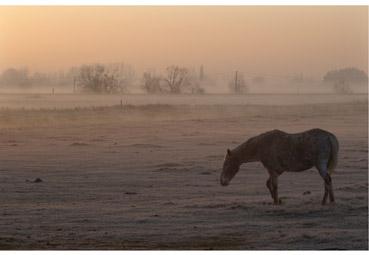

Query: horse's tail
[328,134,339,175]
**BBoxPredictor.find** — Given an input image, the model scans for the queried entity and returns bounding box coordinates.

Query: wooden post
[52,87,55,95]
[120,99,123,109]
[234,71,238,94]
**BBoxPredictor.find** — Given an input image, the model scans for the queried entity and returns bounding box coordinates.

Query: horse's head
[220,149,241,186]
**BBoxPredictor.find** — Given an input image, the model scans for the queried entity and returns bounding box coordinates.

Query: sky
[0,6,367,79]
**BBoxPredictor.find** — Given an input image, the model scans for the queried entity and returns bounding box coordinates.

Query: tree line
[0,63,207,94]
[72,64,207,94]
[0,65,367,94]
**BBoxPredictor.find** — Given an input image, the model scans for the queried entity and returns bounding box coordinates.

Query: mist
[0,6,368,250]
[0,6,367,81]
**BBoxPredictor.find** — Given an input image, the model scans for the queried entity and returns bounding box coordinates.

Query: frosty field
[0,94,367,249]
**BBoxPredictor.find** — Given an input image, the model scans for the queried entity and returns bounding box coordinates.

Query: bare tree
[107,63,135,93]
[76,64,122,94]
[187,69,205,94]
[142,72,162,94]
[78,64,104,93]
[163,66,189,94]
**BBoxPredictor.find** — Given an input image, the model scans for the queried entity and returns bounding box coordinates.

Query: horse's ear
[227,149,231,156]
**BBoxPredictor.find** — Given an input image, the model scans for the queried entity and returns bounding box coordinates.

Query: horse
[220,128,339,205]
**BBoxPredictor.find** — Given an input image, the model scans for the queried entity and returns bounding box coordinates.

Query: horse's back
[258,128,336,173]
[302,128,336,139]
[298,129,338,157]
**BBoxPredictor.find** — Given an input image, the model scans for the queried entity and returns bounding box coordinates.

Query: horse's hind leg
[322,182,329,205]
[266,177,274,200]
[326,174,335,203]
[317,160,334,205]
[322,175,335,205]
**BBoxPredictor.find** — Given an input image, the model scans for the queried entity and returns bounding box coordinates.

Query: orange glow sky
[0,6,367,78]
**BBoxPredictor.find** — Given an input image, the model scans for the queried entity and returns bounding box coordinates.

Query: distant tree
[0,68,30,87]
[323,67,368,84]
[76,64,122,94]
[142,72,162,94]
[142,67,205,94]
[333,80,353,94]
[107,63,135,93]
[323,67,367,94]
[77,64,104,93]
[185,68,206,94]
[163,66,190,94]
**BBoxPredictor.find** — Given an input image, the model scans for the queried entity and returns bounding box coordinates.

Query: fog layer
[0,6,367,79]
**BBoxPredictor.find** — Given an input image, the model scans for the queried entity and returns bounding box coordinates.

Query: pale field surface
[0,93,367,109]
[0,96,367,249]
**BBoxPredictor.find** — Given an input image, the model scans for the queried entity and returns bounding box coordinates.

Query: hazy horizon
[0,5,368,251]
[0,6,367,79]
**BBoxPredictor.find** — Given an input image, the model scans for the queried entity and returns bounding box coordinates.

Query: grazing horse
[220,128,339,205]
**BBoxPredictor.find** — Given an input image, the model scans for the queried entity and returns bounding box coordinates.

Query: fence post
[234,71,238,93]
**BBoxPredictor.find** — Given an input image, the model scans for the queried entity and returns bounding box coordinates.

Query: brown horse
[220,128,339,205]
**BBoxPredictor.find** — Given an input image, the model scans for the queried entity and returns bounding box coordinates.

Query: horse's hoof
[273,199,282,205]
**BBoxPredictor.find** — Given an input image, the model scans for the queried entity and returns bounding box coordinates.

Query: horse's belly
[279,157,314,172]
[285,163,313,172]
[263,140,318,173]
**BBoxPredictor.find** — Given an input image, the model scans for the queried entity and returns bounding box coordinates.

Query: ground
[0,101,367,250]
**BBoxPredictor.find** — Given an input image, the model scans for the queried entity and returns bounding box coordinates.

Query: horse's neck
[234,138,260,164]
